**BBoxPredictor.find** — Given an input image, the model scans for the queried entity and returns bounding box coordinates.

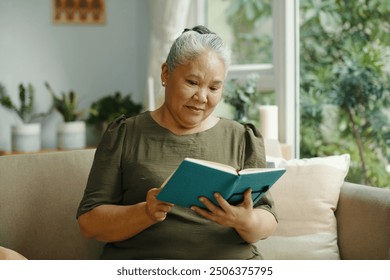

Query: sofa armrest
[336,182,390,259]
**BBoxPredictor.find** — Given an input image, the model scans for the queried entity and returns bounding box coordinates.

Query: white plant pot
[12,123,41,153]
[57,121,86,150]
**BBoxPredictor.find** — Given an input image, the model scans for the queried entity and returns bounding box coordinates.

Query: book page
[184,158,238,175]
[238,167,285,175]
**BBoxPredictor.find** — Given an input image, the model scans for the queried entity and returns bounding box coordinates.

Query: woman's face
[161,50,226,131]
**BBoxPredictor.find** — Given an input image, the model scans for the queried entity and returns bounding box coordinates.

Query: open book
[156,158,286,208]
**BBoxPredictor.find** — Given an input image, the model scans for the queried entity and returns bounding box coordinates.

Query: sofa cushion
[0,149,103,260]
[257,154,350,259]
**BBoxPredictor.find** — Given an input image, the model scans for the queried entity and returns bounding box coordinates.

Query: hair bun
[183,25,216,35]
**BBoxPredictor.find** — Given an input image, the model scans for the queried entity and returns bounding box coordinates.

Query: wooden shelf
[0,147,95,156]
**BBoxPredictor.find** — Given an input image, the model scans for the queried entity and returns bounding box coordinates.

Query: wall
[0,0,150,151]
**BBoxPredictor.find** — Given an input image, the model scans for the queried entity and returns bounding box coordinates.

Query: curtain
[145,0,192,110]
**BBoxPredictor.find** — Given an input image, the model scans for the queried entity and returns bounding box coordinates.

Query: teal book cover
[156,158,286,208]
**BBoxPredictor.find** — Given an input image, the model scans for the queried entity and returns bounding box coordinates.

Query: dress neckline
[145,111,223,137]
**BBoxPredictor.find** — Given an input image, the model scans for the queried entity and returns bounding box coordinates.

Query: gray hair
[165,26,231,74]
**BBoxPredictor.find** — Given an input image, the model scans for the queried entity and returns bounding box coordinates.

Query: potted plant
[223,73,271,124]
[0,83,48,152]
[44,82,86,150]
[87,91,143,135]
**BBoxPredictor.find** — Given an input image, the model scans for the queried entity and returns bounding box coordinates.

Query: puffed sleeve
[76,115,127,218]
[242,123,266,169]
[243,123,278,221]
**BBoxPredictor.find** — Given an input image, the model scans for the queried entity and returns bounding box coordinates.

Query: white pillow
[257,154,350,260]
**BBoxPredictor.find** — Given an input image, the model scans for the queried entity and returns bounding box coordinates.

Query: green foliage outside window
[300,0,390,188]
[224,0,272,64]
[225,0,390,188]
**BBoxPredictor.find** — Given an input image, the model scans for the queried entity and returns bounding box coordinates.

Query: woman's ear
[161,63,168,86]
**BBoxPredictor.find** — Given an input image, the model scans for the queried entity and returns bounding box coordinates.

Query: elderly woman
[77,25,277,259]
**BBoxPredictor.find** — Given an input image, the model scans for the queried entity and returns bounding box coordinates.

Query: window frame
[272,0,300,157]
[201,0,300,157]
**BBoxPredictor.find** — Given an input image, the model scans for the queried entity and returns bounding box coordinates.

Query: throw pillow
[257,154,350,260]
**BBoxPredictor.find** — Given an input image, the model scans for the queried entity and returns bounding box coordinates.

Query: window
[299,0,390,188]
[206,0,299,156]
[208,0,273,65]
[204,0,390,187]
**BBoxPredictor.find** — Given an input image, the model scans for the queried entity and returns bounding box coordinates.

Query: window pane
[299,0,390,188]
[207,0,273,64]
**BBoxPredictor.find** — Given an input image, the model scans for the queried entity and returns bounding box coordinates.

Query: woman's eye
[187,80,197,86]
[210,86,220,92]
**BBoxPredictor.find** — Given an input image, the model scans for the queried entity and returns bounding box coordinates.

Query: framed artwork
[52,0,106,25]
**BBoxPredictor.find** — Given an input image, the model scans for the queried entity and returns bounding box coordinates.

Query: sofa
[0,140,389,260]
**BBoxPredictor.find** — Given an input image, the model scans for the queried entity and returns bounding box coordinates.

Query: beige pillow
[256,154,350,260]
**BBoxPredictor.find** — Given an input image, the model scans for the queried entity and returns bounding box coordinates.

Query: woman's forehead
[174,51,226,78]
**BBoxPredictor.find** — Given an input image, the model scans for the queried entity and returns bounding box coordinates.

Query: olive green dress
[77,111,276,259]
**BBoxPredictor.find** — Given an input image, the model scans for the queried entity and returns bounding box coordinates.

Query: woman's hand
[145,188,174,222]
[191,188,277,243]
[191,188,255,228]
[77,188,175,243]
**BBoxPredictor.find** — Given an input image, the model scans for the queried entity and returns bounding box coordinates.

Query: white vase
[12,123,41,152]
[57,121,86,150]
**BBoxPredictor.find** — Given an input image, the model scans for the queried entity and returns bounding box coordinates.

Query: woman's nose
[193,87,207,102]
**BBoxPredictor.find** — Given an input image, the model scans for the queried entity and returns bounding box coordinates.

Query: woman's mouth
[186,105,205,112]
